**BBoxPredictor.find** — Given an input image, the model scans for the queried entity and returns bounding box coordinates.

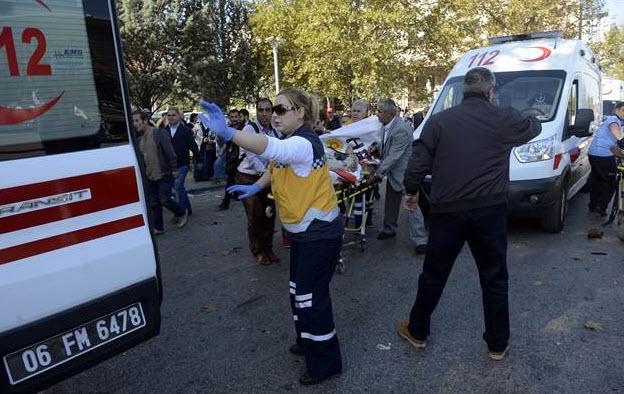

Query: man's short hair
[228,109,240,115]
[167,107,182,115]
[377,99,397,116]
[352,99,369,112]
[256,97,273,108]
[133,109,150,121]
[463,67,496,96]
[239,108,249,118]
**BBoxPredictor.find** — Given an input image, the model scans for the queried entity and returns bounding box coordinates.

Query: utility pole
[266,37,284,95]
[578,0,583,39]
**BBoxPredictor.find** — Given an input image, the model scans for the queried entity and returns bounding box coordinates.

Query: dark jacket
[166,123,201,167]
[325,115,342,131]
[137,127,178,176]
[404,94,541,214]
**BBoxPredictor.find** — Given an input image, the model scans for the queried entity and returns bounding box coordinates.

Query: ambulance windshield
[432,70,566,122]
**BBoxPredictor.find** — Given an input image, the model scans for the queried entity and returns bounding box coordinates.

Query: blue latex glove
[227,184,262,200]
[199,100,235,141]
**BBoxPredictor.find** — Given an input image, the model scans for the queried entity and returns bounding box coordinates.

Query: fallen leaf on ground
[534,281,544,287]
[591,252,608,256]
[201,304,218,313]
[584,320,603,330]
[376,343,392,350]
[221,247,242,256]
[587,228,604,239]
[571,256,582,261]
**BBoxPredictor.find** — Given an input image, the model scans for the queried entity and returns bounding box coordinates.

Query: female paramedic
[587,101,624,216]
[200,88,343,386]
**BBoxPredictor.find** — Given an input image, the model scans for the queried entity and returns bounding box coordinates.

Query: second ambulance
[417,31,601,232]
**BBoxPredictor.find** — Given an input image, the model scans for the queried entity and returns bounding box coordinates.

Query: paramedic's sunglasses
[272,104,298,115]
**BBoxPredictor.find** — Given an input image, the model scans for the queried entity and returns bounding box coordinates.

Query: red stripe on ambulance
[0,214,145,265]
[0,167,139,234]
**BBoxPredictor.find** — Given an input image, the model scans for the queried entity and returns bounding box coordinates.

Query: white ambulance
[601,76,624,117]
[416,31,600,232]
[0,1,162,392]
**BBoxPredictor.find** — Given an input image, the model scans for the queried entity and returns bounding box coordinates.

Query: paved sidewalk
[185,174,225,194]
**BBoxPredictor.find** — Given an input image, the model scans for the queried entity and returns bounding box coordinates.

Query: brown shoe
[176,211,188,228]
[265,249,280,262]
[488,345,509,361]
[254,253,272,266]
[396,320,426,349]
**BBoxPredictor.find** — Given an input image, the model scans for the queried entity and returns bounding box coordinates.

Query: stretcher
[331,169,379,252]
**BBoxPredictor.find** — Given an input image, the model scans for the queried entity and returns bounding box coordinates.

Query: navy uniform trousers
[289,236,343,378]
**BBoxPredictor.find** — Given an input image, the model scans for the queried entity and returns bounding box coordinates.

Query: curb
[187,183,225,194]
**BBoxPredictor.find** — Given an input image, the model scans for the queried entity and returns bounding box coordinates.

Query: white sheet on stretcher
[321,116,382,186]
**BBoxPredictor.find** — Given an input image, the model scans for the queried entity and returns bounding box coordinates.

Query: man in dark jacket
[396,67,541,360]
[324,108,342,131]
[166,108,202,216]
[133,110,188,234]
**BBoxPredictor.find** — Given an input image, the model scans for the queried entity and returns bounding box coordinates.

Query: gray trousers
[408,206,428,246]
[382,180,403,234]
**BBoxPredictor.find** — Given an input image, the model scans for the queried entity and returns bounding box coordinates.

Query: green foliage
[118,0,609,110]
[593,26,624,79]
[468,0,605,40]
[117,0,182,110]
[250,0,607,106]
[117,0,262,111]
[251,0,479,105]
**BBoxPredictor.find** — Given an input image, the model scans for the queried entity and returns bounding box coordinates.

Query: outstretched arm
[199,100,269,154]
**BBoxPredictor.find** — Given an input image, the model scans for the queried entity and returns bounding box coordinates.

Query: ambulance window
[567,80,578,124]
[0,1,130,161]
[432,81,463,114]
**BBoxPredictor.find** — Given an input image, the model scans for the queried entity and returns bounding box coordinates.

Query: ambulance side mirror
[568,109,594,138]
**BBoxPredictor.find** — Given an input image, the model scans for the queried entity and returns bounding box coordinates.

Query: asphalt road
[48,188,624,393]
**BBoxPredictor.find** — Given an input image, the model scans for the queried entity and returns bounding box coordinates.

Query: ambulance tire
[541,181,568,233]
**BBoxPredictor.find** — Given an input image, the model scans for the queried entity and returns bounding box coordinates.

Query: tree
[250,0,479,105]
[180,0,263,108]
[117,0,262,110]
[466,0,606,41]
[117,0,185,110]
[249,0,607,107]
[593,25,624,79]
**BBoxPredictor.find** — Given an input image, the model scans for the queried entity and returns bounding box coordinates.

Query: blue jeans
[174,165,191,213]
[214,156,225,179]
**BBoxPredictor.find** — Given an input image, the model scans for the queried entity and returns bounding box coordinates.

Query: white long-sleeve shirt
[237,121,279,175]
[260,135,314,177]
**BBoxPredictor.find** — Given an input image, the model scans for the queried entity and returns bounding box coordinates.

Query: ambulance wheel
[541,182,568,233]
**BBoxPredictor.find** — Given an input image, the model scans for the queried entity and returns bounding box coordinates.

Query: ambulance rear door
[0,1,162,392]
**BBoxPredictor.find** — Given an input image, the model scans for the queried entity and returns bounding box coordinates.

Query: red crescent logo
[603,89,613,95]
[0,92,65,125]
[519,46,551,62]
[35,0,51,11]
